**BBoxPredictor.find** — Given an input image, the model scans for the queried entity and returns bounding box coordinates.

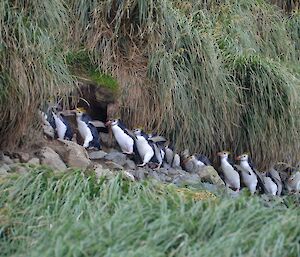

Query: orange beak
[105,120,112,127]
[217,152,223,156]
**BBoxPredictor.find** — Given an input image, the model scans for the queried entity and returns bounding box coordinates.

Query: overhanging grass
[1,169,299,257]
[0,0,74,148]
[66,49,119,91]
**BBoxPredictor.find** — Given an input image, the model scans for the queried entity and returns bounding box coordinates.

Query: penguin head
[105,119,119,127]
[133,128,142,135]
[236,153,249,161]
[217,151,231,159]
[75,107,86,117]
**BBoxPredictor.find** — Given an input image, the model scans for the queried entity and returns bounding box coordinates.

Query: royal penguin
[268,167,283,196]
[39,106,73,140]
[131,128,155,167]
[164,144,181,169]
[260,172,278,196]
[148,134,167,169]
[105,119,134,154]
[286,171,300,193]
[75,108,101,150]
[182,154,210,173]
[235,153,258,195]
[52,111,73,140]
[39,109,55,138]
[217,151,240,192]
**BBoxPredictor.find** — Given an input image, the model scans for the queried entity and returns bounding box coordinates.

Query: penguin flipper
[148,136,167,143]
[124,129,137,140]
[89,120,106,128]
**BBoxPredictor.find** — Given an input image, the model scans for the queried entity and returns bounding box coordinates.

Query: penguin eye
[223,152,226,155]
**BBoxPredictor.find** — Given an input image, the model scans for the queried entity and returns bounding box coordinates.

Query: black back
[47,111,56,130]
[82,113,101,149]
[195,154,211,166]
[60,114,73,140]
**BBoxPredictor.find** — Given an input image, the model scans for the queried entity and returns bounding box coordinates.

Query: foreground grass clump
[1,169,300,257]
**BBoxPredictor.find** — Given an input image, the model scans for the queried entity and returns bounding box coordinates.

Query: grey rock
[135,168,147,180]
[12,158,20,163]
[178,169,189,176]
[39,147,67,172]
[49,139,91,170]
[100,132,117,148]
[18,152,30,163]
[0,164,11,175]
[124,160,136,170]
[122,171,135,181]
[197,166,225,186]
[105,161,124,170]
[158,168,169,175]
[168,168,180,176]
[165,176,173,183]
[93,164,114,179]
[8,163,28,174]
[15,166,28,174]
[89,150,108,160]
[28,158,40,165]
[172,174,201,186]
[104,152,127,166]
[198,182,221,193]
[148,170,161,181]
[2,155,14,165]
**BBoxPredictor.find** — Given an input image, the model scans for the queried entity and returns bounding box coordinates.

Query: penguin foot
[154,164,161,170]
[137,163,147,167]
[123,151,134,155]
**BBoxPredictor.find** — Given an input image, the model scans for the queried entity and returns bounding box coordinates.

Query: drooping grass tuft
[0,169,299,257]
[0,0,75,148]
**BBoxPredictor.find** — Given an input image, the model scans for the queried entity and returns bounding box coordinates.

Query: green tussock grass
[68,0,300,167]
[66,50,119,91]
[0,0,75,148]
[1,169,300,257]
[0,0,299,167]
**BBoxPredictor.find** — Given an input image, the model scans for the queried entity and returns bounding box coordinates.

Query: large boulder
[39,147,67,172]
[48,139,91,170]
[0,163,10,176]
[104,151,127,166]
[88,150,108,160]
[197,166,225,186]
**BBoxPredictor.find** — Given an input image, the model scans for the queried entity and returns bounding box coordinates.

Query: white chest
[77,118,92,139]
[112,125,133,146]
[135,136,153,157]
[53,113,67,139]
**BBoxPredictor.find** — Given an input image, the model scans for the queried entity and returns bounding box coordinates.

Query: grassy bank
[1,169,299,257]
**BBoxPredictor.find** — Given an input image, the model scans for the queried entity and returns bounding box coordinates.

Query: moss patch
[66,50,118,92]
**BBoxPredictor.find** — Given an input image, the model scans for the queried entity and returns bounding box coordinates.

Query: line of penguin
[40,105,300,196]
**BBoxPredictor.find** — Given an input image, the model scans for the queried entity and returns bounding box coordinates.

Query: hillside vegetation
[0,0,299,167]
[1,169,300,257]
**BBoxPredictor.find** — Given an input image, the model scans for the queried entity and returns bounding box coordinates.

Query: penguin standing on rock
[218,151,240,192]
[148,134,167,169]
[39,106,73,140]
[269,167,283,196]
[286,171,300,193]
[105,119,134,154]
[260,172,278,196]
[52,111,73,140]
[74,108,101,150]
[235,153,258,195]
[131,128,155,167]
